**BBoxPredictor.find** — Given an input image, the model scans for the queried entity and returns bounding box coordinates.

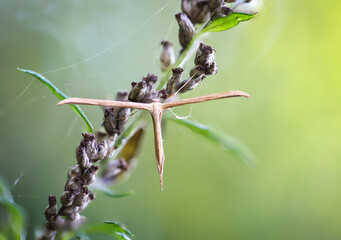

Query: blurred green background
[1,0,341,239]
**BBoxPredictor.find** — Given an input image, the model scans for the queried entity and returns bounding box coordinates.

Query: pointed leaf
[116,127,145,164]
[60,231,89,240]
[168,118,256,166]
[91,182,133,198]
[60,231,76,240]
[17,68,94,133]
[85,221,133,240]
[0,233,7,240]
[0,177,12,201]
[0,178,26,240]
[202,12,255,33]
[75,232,90,240]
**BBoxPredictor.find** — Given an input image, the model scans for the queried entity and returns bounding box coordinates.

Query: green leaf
[85,221,133,240]
[202,12,255,33]
[59,231,76,240]
[168,118,256,166]
[0,177,26,240]
[75,232,90,240]
[0,177,12,201]
[0,198,26,240]
[59,231,89,240]
[17,68,94,133]
[115,127,145,164]
[90,182,133,198]
[0,233,7,240]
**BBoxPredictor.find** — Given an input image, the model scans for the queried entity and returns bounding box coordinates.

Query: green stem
[17,68,94,133]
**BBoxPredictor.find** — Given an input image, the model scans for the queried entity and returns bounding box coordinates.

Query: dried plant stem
[58,90,250,190]
[35,1,258,238]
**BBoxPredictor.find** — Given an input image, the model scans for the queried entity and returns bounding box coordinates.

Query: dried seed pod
[89,192,95,201]
[211,5,233,21]
[74,191,88,207]
[190,65,207,77]
[204,61,218,75]
[158,89,168,100]
[95,141,108,161]
[58,205,79,216]
[129,74,159,103]
[160,41,175,71]
[64,178,82,193]
[116,91,128,101]
[111,90,131,134]
[177,75,206,93]
[67,165,81,180]
[143,73,158,92]
[44,195,57,223]
[60,191,74,206]
[166,67,184,95]
[195,42,215,65]
[81,133,98,160]
[83,165,99,185]
[208,0,225,12]
[142,89,167,103]
[76,147,90,169]
[175,13,195,49]
[181,0,211,24]
[128,80,149,102]
[113,107,131,134]
[191,61,218,76]
[75,188,92,212]
[102,108,116,135]
[103,107,130,135]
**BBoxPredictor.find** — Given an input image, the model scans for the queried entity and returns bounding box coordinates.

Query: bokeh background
[1,0,341,239]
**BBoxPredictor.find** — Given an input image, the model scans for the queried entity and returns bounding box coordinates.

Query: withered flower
[181,0,211,24]
[160,41,175,71]
[166,67,184,95]
[211,4,233,21]
[175,13,195,49]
